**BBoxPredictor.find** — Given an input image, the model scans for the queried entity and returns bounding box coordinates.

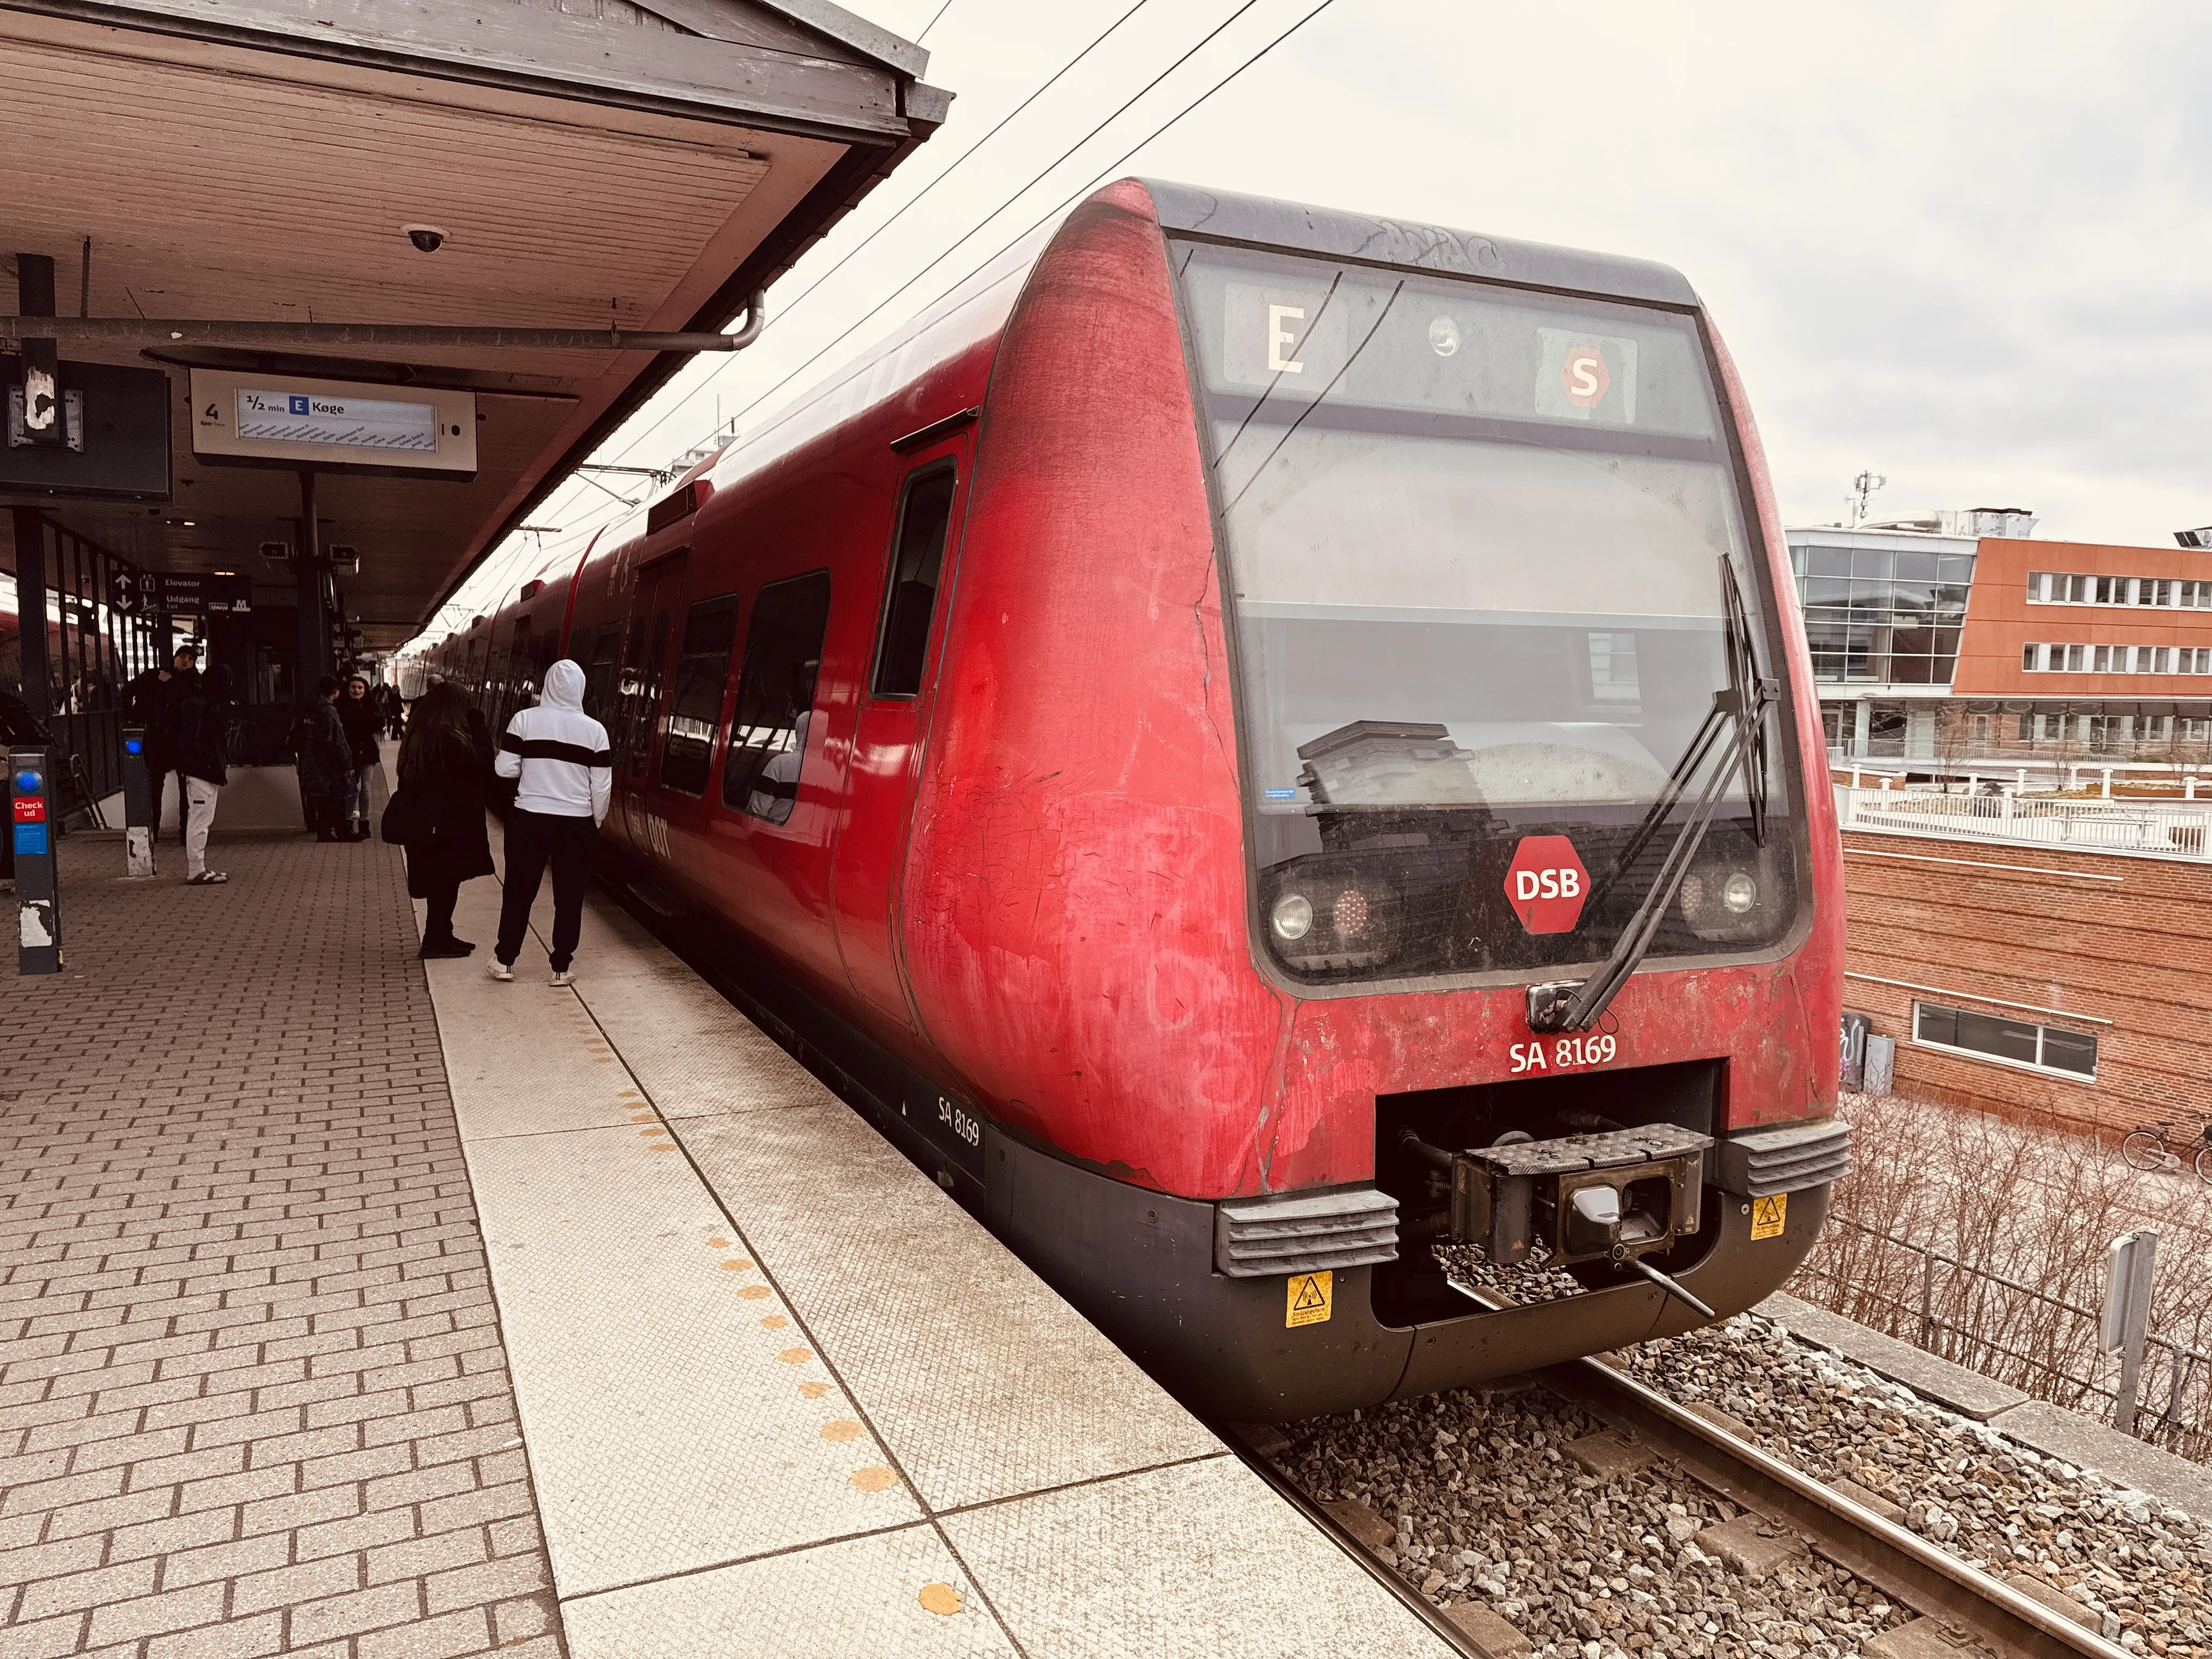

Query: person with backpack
[295,677,353,842]
[488,659,611,986]
[176,665,233,885]
[386,681,493,958]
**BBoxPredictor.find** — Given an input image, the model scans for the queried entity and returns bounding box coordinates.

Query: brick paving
[0,819,567,1659]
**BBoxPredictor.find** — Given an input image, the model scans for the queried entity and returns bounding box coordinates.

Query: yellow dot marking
[707,1238,729,1248]
[798,1381,830,1398]
[719,1260,755,1272]
[761,1314,788,1329]
[777,1348,811,1364]
[820,1420,864,1443]
[849,1467,897,1492]
[918,1583,961,1618]
[736,1285,771,1301]
[648,1144,679,1152]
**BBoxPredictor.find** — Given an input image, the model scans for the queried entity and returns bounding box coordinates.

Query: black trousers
[422,878,461,947]
[496,809,595,972]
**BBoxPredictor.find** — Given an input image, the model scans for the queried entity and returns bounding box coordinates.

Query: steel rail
[1545,1353,2128,1659]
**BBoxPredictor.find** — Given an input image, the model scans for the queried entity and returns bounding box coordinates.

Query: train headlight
[1679,835,1783,944]
[1272,893,1313,941]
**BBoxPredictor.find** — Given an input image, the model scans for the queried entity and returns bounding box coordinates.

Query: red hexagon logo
[1503,834,1590,935]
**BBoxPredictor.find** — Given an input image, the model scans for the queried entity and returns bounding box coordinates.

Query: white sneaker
[549,970,575,988]
[488,961,514,982]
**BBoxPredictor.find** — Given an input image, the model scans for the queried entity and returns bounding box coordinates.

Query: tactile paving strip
[676,1104,1224,1511]
[558,1522,1019,1659]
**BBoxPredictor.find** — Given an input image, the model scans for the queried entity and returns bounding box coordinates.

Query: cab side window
[722,572,832,823]
[872,464,956,698]
[659,595,740,797]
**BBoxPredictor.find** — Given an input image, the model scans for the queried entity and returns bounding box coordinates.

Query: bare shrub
[1791,1092,2212,1460]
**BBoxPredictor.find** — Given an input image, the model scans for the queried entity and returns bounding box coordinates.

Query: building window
[1795,544,1974,686]
[1914,1001,2096,1079]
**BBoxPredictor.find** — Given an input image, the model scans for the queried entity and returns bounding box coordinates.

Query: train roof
[1141,179,1699,310]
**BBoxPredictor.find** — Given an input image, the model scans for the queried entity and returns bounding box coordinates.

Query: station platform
[0,803,1452,1658]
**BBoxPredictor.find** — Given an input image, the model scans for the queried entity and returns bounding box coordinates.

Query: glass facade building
[1789,540,1976,686]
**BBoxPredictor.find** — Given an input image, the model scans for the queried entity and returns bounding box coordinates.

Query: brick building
[1837,820,2210,1138]
[1792,511,2212,767]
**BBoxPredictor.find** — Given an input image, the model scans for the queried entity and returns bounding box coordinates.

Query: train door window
[630,609,669,777]
[583,624,620,718]
[872,463,956,698]
[659,595,740,797]
[723,572,832,823]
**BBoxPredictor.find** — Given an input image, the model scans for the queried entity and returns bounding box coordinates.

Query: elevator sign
[1503,835,1590,934]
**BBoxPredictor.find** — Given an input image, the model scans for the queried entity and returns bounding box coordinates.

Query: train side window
[629,609,669,777]
[723,572,832,823]
[659,595,741,797]
[871,462,956,698]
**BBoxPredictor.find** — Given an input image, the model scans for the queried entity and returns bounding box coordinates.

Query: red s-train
[423,180,1848,1420]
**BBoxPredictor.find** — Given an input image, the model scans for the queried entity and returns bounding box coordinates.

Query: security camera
[402,224,449,254]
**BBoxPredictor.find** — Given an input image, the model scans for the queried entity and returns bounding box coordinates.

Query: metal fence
[1794,1216,2212,1462]
[1842,784,2212,860]
[8,513,175,820]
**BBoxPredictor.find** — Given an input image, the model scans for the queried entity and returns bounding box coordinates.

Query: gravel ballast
[1277,1311,2212,1657]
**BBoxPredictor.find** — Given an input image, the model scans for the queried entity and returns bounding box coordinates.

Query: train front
[932,184,1846,1421]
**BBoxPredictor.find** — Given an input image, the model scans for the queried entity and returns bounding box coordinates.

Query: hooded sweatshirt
[495,659,612,823]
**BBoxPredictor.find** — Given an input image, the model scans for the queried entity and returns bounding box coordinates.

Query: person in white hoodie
[489,659,612,986]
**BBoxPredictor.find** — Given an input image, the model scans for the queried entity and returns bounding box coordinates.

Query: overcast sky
[438,0,2212,631]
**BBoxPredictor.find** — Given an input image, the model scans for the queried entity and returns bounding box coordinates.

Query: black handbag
[380,784,442,847]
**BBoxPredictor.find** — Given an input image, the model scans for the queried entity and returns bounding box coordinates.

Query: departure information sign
[235,390,437,454]
[188,369,477,478]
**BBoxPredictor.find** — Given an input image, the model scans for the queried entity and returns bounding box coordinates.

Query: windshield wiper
[1527,558,1778,1035]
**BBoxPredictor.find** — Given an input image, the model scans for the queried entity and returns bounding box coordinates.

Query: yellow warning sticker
[1286,1270,1333,1328]
[1750,1193,1787,1241]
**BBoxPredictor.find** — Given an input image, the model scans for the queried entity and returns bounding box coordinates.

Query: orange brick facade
[1839,828,2212,1138]
[1954,535,2212,699]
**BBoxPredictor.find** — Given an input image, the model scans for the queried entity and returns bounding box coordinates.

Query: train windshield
[1171,240,1798,985]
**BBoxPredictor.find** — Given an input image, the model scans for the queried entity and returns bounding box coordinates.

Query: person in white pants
[176,665,233,885]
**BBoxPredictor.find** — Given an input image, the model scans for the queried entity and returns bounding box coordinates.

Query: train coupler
[1446,1123,1712,1269]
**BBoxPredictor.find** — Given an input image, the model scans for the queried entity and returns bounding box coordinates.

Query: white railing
[1841,785,2212,860]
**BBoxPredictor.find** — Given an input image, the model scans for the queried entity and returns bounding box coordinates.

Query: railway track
[1225,1351,2132,1659]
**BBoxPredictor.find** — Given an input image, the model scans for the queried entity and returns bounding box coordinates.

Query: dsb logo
[1503,835,1590,935]
[1513,866,1581,902]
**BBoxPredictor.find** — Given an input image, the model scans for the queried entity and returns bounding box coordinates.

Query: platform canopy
[0,0,946,648]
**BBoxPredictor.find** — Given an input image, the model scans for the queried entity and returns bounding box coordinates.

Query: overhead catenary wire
[604,0,1274,469]
[425,0,1338,648]
[658,0,1339,458]
[731,1,1154,356]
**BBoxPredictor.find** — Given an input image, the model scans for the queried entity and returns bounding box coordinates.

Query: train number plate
[1509,1032,1619,1074]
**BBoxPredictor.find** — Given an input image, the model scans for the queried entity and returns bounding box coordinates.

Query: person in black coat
[338,674,382,841]
[176,665,233,885]
[295,677,353,842]
[126,644,200,845]
[391,681,494,958]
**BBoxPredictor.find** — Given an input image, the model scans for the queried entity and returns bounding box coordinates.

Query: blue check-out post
[13,748,60,975]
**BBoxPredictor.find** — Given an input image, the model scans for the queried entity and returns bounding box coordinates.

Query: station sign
[188,369,477,479]
[0,359,172,501]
